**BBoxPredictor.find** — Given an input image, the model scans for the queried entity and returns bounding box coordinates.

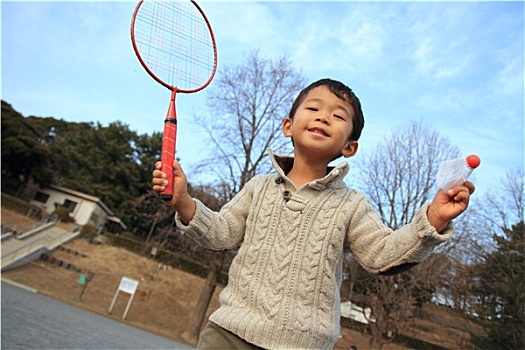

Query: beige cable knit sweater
[176,150,453,350]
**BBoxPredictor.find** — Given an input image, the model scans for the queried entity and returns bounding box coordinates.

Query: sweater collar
[268,149,349,190]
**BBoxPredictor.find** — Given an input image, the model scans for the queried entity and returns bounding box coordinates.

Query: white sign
[108,276,140,320]
[118,277,139,295]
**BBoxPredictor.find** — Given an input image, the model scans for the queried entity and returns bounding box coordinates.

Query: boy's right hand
[152,159,185,205]
[152,160,196,224]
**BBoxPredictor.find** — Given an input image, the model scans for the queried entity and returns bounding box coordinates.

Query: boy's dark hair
[287,78,365,141]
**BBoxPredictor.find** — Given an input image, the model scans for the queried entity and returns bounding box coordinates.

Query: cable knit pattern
[175,149,453,350]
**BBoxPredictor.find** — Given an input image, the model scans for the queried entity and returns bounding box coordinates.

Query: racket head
[131,0,218,93]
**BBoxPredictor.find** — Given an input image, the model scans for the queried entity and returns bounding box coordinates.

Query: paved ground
[1,281,192,350]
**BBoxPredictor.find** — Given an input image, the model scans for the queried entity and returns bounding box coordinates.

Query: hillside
[2,208,397,350]
[3,207,485,349]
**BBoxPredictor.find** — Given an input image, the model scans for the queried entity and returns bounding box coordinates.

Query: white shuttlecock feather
[436,155,480,192]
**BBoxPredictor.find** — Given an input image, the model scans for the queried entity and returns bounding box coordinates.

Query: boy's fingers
[152,169,167,178]
[152,185,166,192]
[447,182,475,197]
[463,181,475,194]
[152,168,168,194]
[445,185,472,205]
[152,177,168,185]
[453,191,469,203]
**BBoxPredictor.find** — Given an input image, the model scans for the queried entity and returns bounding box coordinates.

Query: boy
[152,78,475,349]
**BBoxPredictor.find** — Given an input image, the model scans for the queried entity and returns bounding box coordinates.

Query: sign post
[77,272,94,301]
[108,276,139,320]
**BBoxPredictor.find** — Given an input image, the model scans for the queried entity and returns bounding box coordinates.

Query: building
[30,185,127,233]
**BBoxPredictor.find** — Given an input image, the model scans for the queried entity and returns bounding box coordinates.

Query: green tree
[470,222,525,350]
[467,169,525,350]
[1,100,163,227]
[36,119,156,220]
[133,132,163,182]
[47,121,142,202]
[1,101,53,198]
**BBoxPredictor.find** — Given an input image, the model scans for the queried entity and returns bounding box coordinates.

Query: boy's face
[283,85,358,163]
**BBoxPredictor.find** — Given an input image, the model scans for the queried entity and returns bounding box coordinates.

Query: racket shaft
[160,93,177,200]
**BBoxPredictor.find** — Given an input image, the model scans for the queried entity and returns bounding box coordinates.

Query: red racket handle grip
[159,92,177,201]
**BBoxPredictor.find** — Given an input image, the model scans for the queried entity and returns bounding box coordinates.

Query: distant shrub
[1,193,43,218]
[80,224,98,236]
[53,206,73,223]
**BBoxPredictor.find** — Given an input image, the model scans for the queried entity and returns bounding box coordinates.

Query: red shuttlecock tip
[466,155,481,169]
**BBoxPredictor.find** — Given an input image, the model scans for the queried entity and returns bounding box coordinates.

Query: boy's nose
[315,115,329,124]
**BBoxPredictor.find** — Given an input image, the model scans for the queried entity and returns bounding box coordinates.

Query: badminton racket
[131,0,218,200]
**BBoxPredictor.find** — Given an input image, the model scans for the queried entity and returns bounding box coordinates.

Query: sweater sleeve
[347,193,454,275]
[174,177,257,251]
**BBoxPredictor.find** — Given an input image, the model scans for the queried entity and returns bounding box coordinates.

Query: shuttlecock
[436,155,480,192]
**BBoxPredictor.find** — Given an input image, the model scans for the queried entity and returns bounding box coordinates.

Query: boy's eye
[334,114,346,121]
[306,107,318,111]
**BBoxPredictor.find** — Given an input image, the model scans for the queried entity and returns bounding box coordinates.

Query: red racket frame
[131,0,218,200]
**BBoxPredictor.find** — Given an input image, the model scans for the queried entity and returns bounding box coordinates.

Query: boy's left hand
[427,181,475,233]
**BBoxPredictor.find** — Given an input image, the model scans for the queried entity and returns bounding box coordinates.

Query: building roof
[49,185,114,216]
[107,216,128,231]
[47,185,127,230]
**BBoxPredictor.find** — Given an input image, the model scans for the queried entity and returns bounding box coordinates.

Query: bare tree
[356,120,461,229]
[133,183,230,346]
[181,51,307,344]
[180,247,226,345]
[349,120,461,349]
[194,50,307,197]
[179,183,230,345]
[476,168,524,234]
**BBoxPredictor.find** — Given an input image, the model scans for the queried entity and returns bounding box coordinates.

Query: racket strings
[134,0,215,90]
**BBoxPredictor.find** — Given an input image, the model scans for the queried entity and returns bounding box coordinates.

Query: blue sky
[2,1,524,195]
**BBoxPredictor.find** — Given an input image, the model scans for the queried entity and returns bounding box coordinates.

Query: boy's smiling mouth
[308,127,329,137]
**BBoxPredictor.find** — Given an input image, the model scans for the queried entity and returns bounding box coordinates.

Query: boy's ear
[282,118,293,137]
[341,141,358,158]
